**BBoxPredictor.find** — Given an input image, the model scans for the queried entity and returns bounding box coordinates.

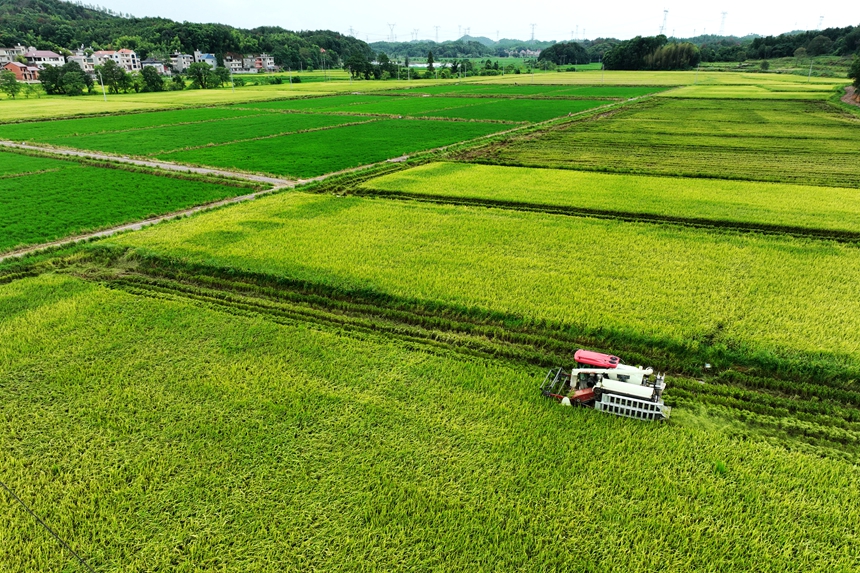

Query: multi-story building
[224,53,244,73]
[24,48,65,69]
[193,51,217,68]
[255,53,276,72]
[2,61,39,81]
[141,59,170,75]
[67,49,97,73]
[0,44,27,65]
[93,49,140,72]
[170,53,194,72]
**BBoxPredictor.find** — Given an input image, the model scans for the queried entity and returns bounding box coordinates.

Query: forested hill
[0,0,372,68]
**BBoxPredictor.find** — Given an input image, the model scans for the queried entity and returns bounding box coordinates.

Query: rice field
[0,150,261,253]
[358,162,860,237]
[156,120,508,178]
[3,73,859,572]
[467,98,860,187]
[2,273,859,572]
[105,191,860,376]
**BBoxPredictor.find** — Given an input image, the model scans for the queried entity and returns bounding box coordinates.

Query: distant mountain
[0,0,373,68]
[460,35,494,46]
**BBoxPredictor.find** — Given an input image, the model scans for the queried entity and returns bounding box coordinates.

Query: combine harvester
[541,349,671,421]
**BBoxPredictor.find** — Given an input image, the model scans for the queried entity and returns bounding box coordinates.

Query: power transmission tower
[530,23,536,42]
[659,10,668,35]
[818,15,824,29]
[348,26,354,37]
[413,29,419,41]
[458,25,461,37]
[719,12,727,36]
[465,27,470,36]
[435,26,440,42]
[387,23,396,42]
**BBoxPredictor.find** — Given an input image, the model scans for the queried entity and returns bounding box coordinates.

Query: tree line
[0,0,373,70]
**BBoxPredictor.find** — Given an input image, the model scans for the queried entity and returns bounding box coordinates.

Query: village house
[2,61,39,81]
[0,44,27,65]
[170,52,194,72]
[193,50,217,68]
[141,59,170,75]
[24,48,65,69]
[67,49,97,73]
[93,49,141,72]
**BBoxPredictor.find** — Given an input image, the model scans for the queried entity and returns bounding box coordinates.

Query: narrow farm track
[0,140,294,187]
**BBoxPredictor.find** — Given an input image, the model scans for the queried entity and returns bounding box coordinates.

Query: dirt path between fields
[0,141,295,187]
[842,86,859,107]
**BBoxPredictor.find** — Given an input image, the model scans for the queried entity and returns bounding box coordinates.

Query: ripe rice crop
[36,113,367,156]
[0,151,256,252]
[0,107,262,141]
[2,272,859,571]
[470,98,860,187]
[107,192,860,377]
[358,162,860,237]
[660,85,838,99]
[158,119,508,178]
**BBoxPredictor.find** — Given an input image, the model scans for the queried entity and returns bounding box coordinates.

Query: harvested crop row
[106,192,860,380]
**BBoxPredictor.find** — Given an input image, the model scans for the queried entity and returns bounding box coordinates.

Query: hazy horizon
[86,0,857,45]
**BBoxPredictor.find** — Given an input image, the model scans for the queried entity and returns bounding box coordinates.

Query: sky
[93,0,858,42]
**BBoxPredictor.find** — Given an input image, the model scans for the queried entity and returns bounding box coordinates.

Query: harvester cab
[541,349,671,421]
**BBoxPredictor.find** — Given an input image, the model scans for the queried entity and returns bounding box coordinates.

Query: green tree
[186,62,215,89]
[214,66,231,87]
[61,71,87,95]
[96,59,130,94]
[170,73,186,91]
[141,66,165,92]
[807,35,834,56]
[426,51,434,73]
[0,70,21,99]
[849,55,860,89]
[39,61,93,95]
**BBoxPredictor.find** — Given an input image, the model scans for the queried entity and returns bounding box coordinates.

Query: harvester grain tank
[541,349,671,421]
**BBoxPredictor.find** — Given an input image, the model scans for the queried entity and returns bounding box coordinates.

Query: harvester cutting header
[541,349,671,421]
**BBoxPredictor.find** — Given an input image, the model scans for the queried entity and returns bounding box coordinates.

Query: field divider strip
[0,168,62,179]
[0,141,294,186]
[353,188,860,243]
